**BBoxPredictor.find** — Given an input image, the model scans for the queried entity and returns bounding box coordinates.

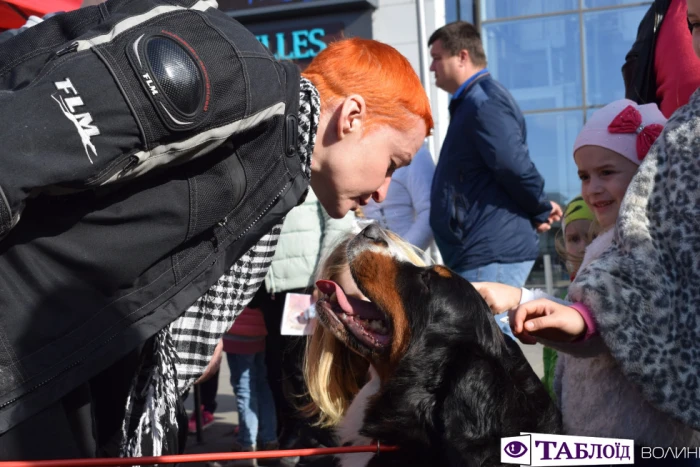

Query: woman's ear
[336,95,367,140]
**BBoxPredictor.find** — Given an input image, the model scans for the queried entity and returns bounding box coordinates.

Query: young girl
[556,196,594,281]
[300,231,427,467]
[476,99,700,449]
[302,231,426,427]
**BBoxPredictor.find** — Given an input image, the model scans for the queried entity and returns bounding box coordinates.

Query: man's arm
[469,97,554,226]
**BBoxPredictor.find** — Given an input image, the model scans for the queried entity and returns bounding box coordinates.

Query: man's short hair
[428,21,487,68]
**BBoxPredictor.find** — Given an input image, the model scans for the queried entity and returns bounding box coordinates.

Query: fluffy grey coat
[550,231,699,446]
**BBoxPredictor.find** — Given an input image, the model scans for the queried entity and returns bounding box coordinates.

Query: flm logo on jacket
[52,78,100,163]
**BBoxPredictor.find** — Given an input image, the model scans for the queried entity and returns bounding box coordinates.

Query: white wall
[371,0,450,164]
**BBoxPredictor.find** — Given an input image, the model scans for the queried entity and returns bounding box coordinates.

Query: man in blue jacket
[428,21,561,292]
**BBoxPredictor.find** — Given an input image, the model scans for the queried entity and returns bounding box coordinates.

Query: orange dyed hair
[302,38,433,136]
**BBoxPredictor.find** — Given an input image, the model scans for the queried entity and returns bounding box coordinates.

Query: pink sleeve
[570,302,597,341]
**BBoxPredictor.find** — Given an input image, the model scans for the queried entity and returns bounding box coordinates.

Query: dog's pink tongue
[315,280,384,320]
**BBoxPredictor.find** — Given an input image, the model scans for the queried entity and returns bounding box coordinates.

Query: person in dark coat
[623,0,700,117]
[427,21,561,336]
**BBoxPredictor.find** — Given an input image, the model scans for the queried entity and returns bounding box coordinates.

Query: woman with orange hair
[0,0,433,460]
[302,38,434,217]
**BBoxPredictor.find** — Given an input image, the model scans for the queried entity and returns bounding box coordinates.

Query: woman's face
[310,99,427,218]
[689,0,700,58]
[564,219,591,260]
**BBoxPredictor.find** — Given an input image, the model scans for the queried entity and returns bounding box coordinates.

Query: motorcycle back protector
[0,0,308,434]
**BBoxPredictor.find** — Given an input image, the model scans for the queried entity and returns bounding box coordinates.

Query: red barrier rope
[0,443,399,467]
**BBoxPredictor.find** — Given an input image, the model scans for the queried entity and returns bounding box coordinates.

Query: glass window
[479,0,577,21]
[459,0,474,22]
[527,229,572,294]
[523,110,583,291]
[445,0,474,23]
[583,0,651,9]
[524,110,583,204]
[583,6,648,106]
[483,15,582,112]
[446,0,458,24]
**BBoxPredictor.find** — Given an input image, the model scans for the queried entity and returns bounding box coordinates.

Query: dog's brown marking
[433,265,452,278]
[350,250,410,378]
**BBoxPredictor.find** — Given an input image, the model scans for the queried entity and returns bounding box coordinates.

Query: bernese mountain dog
[312,224,561,467]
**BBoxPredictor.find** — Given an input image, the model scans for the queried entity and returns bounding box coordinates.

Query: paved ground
[182,342,545,466]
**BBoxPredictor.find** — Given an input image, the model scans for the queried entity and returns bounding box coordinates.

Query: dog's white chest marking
[336,365,381,467]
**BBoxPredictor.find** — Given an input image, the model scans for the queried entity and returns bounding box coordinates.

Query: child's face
[689,0,700,59]
[564,219,591,260]
[574,146,638,231]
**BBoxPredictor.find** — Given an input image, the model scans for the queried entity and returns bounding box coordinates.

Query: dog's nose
[361,223,382,242]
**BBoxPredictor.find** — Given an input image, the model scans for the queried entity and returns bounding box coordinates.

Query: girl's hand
[472,282,523,314]
[509,299,586,344]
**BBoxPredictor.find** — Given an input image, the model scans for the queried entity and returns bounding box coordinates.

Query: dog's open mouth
[315,280,391,352]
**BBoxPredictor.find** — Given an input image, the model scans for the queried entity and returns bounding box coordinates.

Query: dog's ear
[437,355,516,466]
[362,337,522,466]
[432,282,507,361]
[360,336,504,466]
[358,340,445,462]
[439,341,562,453]
[472,304,507,358]
[460,280,514,361]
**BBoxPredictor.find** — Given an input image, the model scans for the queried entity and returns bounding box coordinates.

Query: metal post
[415,0,438,160]
[194,383,204,443]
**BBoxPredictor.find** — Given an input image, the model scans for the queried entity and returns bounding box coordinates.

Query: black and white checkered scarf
[119,77,319,457]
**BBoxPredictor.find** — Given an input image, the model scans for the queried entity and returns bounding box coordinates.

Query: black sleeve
[622,1,657,103]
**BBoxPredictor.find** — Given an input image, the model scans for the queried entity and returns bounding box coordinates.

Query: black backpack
[0,0,308,434]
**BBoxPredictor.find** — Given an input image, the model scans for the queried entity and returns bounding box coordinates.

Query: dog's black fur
[347,225,562,467]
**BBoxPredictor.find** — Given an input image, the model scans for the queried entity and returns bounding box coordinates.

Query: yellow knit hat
[563,196,594,230]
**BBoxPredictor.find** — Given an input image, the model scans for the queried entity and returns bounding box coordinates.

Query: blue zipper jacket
[430,73,552,271]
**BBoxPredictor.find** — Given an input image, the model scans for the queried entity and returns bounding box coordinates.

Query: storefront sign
[251,23,345,67]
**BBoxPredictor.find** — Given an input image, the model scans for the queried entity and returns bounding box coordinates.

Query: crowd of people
[197,1,700,465]
[1,0,700,465]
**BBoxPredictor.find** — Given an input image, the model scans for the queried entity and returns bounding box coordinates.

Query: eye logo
[503,441,528,458]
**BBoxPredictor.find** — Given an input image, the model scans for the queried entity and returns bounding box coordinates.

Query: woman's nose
[372,177,392,203]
